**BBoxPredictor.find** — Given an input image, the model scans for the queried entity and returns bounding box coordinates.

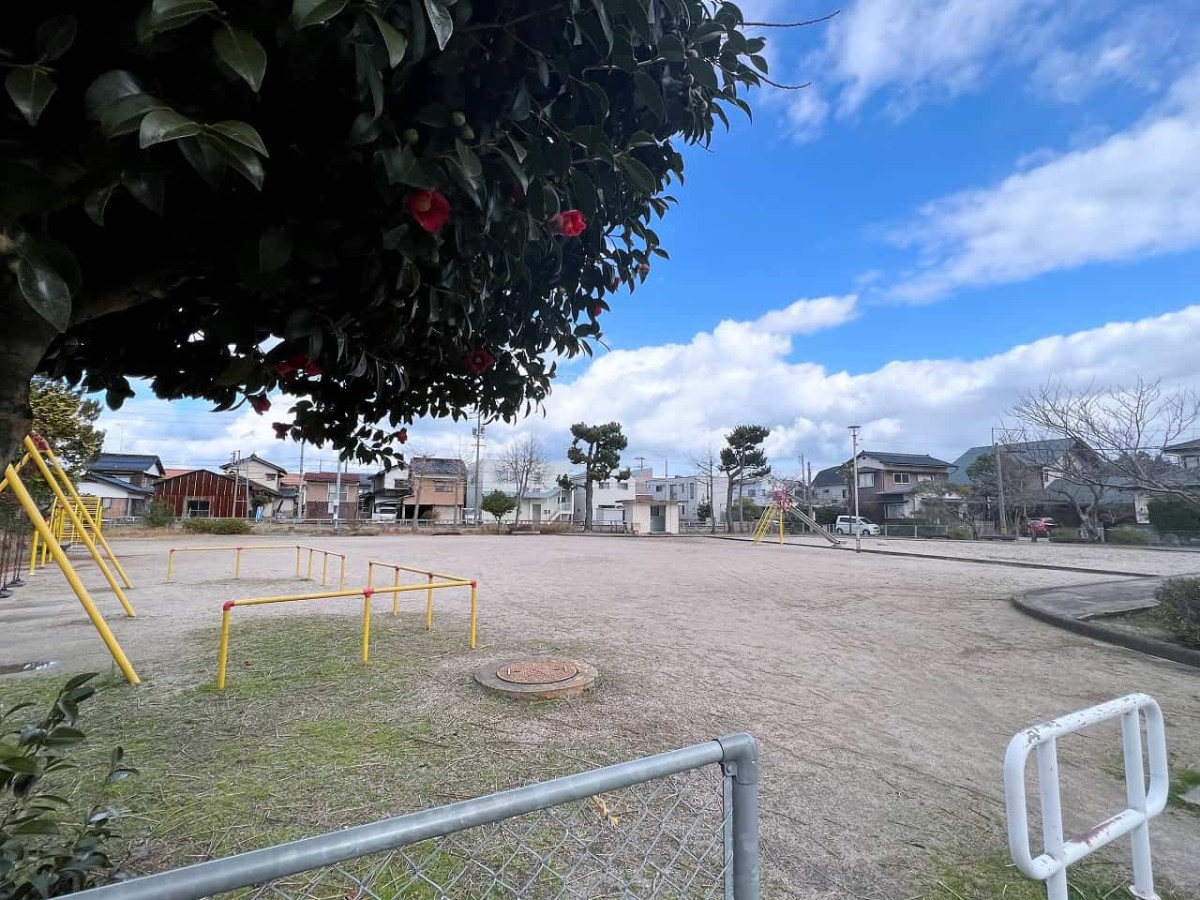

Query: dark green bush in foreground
[181,518,252,535]
[1156,577,1200,647]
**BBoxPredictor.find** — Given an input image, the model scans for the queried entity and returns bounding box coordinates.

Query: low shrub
[1156,577,1200,647]
[181,517,253,535]
[1107,526,1150,546]
[1,674,138,896]
[947,527,974,541]
[141,501,176,528]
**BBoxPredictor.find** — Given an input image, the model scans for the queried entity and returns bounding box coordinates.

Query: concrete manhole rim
[496,659,580,685]
[475,657,598,701]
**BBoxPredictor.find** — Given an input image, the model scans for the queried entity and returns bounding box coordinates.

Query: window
[100,497,113,509]
[265,473,277,482]
[185,498,211,518]
[857,472,875,488]
[884,503,907,519]
[689,483,696,500]
[917,473,934,482]
[842,488,848,498]
[655,484,663,493]
[746,489,756,498]
[617,481,628,488]
[434,480,453,493]
[598,481,611,489]
[893,473,911,484]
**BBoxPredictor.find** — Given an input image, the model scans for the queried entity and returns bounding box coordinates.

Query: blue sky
[101,0,1200,476]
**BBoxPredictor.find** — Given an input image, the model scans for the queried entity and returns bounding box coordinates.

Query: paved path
[1014,576,1200,669]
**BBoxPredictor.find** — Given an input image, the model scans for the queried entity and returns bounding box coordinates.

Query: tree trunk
[584,479,594,531]
[724,475,735,533]
[0,298,57,468]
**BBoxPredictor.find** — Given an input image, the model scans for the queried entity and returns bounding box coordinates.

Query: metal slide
[783,504,843,545]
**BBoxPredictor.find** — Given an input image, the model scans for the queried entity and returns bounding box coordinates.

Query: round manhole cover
[496,659,580,685]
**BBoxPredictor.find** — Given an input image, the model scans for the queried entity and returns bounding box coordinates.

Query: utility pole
[472,410,485,525]
[635,456,646,473]
[230,450,240,518]
[297,440,305,522]
[849,425,862,553]
[992,427,1007,536]
[333,457,343,531]
[807,460,814,522]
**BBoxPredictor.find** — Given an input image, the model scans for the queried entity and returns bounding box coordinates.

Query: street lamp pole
[992,426,1007,535]
[849,425,862,553]
[472,411,485,525]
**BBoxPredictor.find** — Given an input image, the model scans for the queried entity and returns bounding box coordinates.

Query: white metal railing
[1004,693,1168,900]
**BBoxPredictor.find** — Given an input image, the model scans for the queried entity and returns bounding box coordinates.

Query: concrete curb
[708,534,1161,578]
[1012,586,1200,670]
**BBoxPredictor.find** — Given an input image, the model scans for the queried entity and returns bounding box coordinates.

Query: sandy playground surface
[3,532,1200,897]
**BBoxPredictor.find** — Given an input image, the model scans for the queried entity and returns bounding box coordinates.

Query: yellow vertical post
[295,545,301,578]
[338,555,346,590]
[216,602,234,690]
[361,590,372,664]
[3,465,140,685]
[28,528,39,575]
[367,562,374,589]
[779,507,785,545]
[166,549,175,582]
[469,580,478,650]
[306,548,314,581]
[234,547,242,579]
[425,572,434,631]
[23,440,136,618]
[392,568,400,616]
[321,552,329,586]
[42,444,132,588]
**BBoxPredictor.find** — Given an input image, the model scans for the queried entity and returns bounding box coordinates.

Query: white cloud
[100,303,1200,475]
[782,0,1198,139]
[889,65,1200,299]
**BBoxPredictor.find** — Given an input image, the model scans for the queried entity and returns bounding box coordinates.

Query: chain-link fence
[76,734,759,900]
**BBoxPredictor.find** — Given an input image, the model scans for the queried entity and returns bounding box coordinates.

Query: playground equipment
[1,435,140,685]
[367,559,473,623]
[215,574,478,689]
[752,490,842,546]
[165,544,346,587]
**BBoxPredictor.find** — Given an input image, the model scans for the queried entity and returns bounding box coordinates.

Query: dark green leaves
[209,121,269,157]
[369,12,408,68]
[293,0,348,29]
[422,0,454,51]
[148,0,219,35]
[259,227,292,273]
[213,24,267,92]
[619,156,656,194]
[35,15,78,62]
[13,236,80,332]
[634,72,664,123]
[139,109,201,148]
[5,68,56,127]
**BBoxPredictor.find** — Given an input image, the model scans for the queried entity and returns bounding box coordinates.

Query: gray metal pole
[849,425,861,553]
[718,733,760,900]
[333,459,342,531]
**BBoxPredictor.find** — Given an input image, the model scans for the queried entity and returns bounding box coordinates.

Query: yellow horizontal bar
[367,560,466,582]
[295,545,345,556]
[228,580,471,609]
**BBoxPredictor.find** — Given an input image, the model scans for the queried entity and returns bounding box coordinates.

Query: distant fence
[73,733,760,900]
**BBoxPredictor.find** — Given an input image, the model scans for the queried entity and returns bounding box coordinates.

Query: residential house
[221,454,287,491]
[949,439,1077,490]
[645,474,727,524]
[302,472,361,522]
[564,468,650,526]
[852,452,954,522]
[403,457,468,523]
[1164,438,1200,471]
[154,469,279,518]
[811,466,849,508]
[74,472,154,518]
[88,453,164,488]
[363,465,409,520]
[464,457,573,521]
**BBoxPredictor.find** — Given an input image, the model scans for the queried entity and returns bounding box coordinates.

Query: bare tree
[497,437,548,525]
[1008,379,1200,535]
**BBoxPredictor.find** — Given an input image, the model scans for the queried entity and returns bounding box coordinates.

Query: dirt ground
[3,532,1200,897]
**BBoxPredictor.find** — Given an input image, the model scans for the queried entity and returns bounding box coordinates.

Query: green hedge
[1107,526,1150,545]
[181,518,253,535]
[1148,499,1200,535]
[1156,577,1200,647]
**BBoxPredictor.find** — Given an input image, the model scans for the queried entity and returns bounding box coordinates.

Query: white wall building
[644,474,727,524]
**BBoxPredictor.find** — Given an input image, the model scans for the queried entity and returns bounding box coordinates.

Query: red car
[1028,517,1057,538]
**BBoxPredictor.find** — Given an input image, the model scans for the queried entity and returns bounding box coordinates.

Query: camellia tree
[1,0,778,467]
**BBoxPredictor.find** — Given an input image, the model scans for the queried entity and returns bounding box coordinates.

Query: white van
[834,515,880,536]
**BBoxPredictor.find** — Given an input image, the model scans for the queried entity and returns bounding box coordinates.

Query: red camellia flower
[509,182,525,205]
[249,394,271,414]
[406,189,451,233]
[547,210,586,237]
[272,422,290,440]
[276,352,322,378]
[393,428,409,444]
[304,359,322,376]
[464,348,496,376]
[590,304,604,318]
